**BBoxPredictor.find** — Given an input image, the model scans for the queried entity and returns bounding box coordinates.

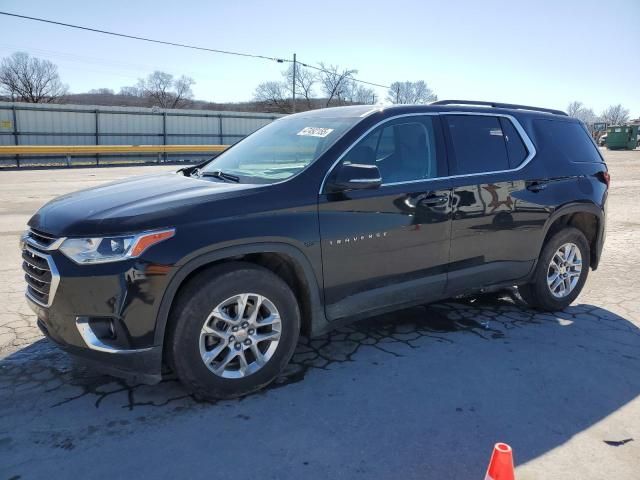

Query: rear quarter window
[533,119,603,163]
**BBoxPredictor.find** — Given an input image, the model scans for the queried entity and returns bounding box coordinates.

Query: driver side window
[340,116,439,184]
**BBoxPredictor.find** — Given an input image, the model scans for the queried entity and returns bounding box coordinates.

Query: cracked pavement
[1,150,639,479]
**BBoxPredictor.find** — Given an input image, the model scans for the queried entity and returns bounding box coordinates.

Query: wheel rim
[199,293,282,379]
[547,242,582,298]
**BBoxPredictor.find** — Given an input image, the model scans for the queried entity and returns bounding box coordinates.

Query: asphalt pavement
[1,150,639,479]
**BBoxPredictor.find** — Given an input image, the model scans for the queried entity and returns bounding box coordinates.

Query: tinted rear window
[533,119,603,163]
[444,115,510,175]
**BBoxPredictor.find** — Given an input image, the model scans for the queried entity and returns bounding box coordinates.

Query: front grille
[27,228,59,249]
[22,229,60,307]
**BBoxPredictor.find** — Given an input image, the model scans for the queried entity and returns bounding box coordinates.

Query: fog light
[87,317,117,340]
[76,317,139,353]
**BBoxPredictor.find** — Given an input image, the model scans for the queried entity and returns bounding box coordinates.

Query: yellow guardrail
[0,145,230,155]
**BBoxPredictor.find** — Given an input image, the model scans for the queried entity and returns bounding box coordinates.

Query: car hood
[28,172,260,237]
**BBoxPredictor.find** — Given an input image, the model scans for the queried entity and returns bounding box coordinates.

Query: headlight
[59,228,175,264]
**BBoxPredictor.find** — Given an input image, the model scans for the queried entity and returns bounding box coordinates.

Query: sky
[0,0,638,117]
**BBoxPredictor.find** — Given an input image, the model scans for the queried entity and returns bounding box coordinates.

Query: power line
[0,11,286,63]
[0,11,391,89]
[298,61,390,89]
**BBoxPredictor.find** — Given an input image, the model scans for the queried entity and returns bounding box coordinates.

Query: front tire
[168,262,300,400]
[519,227,590,311]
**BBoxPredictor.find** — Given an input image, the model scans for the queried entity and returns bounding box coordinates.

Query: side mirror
[329,163,382,191]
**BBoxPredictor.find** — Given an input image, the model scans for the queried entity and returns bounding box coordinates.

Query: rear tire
[519,227,590,311]
[167,262,300,400]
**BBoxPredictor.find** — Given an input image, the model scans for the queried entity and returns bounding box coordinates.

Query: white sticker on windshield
[297,127,334,138]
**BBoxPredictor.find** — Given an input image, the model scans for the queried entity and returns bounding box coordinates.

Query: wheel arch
[154,242,328,352]
[538,202,604,271]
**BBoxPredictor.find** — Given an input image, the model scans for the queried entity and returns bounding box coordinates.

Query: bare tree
[283,64,316,109]
[566,101,597,124]
[89,88,115,95]
[387,81,437,104]
[577,108,597,125]
[254,81,290,113]
[600,104,630,125]
[567,101,584,117]
[134,71,195,109]
[0,52,68,103]
[118,86,140,97]
[318,63,358,107]
[344,81,376,105]
[173,76,195,108]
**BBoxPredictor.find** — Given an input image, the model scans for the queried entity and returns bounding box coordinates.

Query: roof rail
[430,100,567,116]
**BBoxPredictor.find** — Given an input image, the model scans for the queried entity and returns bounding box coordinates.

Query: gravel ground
[1,150,639,479]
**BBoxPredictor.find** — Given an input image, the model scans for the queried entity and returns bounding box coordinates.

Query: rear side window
[444,115,510,175]
[533,119,603,163]
[499,117,529,168]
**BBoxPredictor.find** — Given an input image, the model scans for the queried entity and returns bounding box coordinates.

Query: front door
[318,115,452,321]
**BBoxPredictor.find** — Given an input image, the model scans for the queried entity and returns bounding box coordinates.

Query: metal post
[162,112,167,163]
[11,105,19,168]
[218,115,223,145]
[95,109,100,167]
[292,53,297,114]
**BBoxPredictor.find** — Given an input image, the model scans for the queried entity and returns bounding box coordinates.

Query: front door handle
[418,194,449,207]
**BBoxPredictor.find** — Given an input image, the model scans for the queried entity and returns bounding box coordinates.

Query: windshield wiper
[199,169,240,183]
[180,158,215,177]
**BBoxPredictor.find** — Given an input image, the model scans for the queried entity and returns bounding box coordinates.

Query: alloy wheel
[547,242,582,298]
[199,293,282,379]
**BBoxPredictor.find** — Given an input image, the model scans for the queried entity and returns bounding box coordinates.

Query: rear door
[318,115,452,320]
[443,114,540,294]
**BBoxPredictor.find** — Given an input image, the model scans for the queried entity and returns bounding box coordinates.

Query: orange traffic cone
[484,443,515,480]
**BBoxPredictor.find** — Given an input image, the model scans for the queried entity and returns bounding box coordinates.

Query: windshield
[201,115,358,183]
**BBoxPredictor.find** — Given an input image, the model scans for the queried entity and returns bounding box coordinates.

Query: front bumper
[24,246,174,384]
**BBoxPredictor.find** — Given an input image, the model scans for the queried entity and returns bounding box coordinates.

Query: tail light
[597,171,610,188]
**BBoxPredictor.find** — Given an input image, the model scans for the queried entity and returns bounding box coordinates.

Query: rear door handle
[526,181,548,192]
[419,194,449,207]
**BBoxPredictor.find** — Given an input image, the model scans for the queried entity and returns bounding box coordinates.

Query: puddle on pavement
[266,292,518,391]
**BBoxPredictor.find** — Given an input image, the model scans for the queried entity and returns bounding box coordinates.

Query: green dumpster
[605,125,639,150]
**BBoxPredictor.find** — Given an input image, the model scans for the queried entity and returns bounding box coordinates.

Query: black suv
[22,101,608,399]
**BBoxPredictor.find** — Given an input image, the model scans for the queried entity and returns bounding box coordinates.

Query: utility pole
[292,53,297,114]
